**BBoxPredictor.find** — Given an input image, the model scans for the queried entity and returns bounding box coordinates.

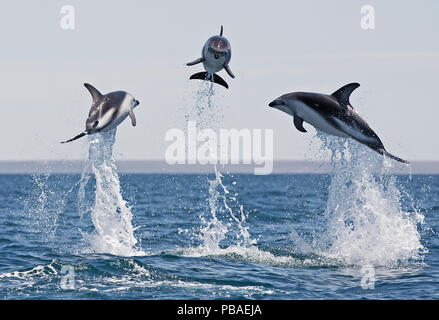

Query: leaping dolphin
[268,83,408,164]
[187,25,234,89]
[61,83,140,143]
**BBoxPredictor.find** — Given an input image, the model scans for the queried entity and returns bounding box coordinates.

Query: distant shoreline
[0,160,438,174]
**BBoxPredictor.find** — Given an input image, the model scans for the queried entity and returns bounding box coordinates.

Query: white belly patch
[99,95,131,132]
[294,102,349,138]
[332,118,376,143]
[203,53,226,73]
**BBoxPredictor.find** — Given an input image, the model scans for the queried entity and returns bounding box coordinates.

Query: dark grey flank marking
[85,91,127,132]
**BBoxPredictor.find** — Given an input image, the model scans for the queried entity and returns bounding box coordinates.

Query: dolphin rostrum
[61,83,140,143]
[187,25,234,89]
[268,83,408,163]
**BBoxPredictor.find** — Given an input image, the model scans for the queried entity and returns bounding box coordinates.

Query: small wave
[0,257,276,298]
[0,262,58,280]
[176,245,337,269]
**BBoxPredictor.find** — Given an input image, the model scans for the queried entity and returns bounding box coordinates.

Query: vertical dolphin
[187,25,234,89]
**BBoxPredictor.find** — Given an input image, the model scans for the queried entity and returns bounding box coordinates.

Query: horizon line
[0,160,438,174]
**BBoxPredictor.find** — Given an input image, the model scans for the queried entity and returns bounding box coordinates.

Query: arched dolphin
[268,83,408,163]
[187,25,234,89]
[61,83,140,143]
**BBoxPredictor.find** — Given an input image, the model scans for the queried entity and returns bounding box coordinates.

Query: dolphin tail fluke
[61,132,87,144]
[189,71,208,81]
[211,73,229,89]
[186,57,204,66]
[189,72,229,89]
[370,145,409,164]
[224,64,235,78]
[382,150,409,164]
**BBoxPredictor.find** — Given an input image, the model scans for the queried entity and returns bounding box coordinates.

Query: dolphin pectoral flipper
[128,109,136,127]
[186,58,205,66]
[61,132,87,144]
[189,72,229,89]
[224,64,235,78]
[293,116,307,133]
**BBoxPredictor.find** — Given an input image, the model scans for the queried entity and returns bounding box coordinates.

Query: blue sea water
[0,164,438,299]
[1,84,438,300]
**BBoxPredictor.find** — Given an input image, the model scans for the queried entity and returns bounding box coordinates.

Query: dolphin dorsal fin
[220,25,223,36]
[331,83,360,106]
[84,83,103,103]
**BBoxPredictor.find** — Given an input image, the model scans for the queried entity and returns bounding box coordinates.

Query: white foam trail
[311,132,425,266]
[79,129,142,256]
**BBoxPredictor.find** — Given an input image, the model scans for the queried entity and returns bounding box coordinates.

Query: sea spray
[185,81,222,132]
[24,164,98,252]
[198,167,228,252]
[197,167,256,254]
[78,129,140,256]
[186,81,255,254]
[215,170,255,248]
[309,132,425,266]
[25,174,62,242]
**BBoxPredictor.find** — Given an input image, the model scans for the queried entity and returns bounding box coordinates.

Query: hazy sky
[0,0,438,161]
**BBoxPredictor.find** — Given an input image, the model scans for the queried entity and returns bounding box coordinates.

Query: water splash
[78,130,141,256]
[184,80,228,132]
[25,174,62,242]
[307,132,425,267]
[197,168,228,252]
[184,82,256,255]
[196,167,256,254]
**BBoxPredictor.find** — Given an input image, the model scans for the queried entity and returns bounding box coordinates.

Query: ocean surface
[0,159,438,299]
[1,84,438,300]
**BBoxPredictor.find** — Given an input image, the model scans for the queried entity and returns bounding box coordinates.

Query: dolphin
[187,25,234,89]
[61,83,140,143]
[268,83,408,163]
